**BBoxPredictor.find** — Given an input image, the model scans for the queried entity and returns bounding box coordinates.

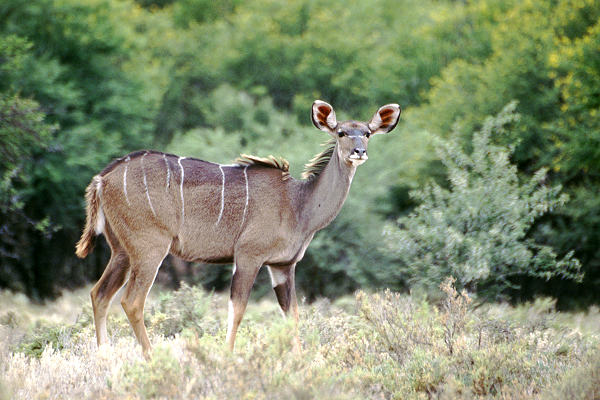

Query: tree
[383,103,582,301]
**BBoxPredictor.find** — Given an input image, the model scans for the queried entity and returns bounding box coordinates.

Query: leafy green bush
[384,103,582,300]
[2,285,598,399]
[544,351,600,400]
[15,309,93,358]
[357,280,598,398]
[122,344,183,399]
[148,282,216,337]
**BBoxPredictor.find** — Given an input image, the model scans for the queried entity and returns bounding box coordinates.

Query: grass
[0,279,599,399]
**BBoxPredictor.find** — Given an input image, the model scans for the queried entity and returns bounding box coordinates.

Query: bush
[15,308,93,358]
[1,285,598,399]
[148,283,215,338]
[383,102,582,300]
[357,279,598,398]
[544,351,600,400]
[122,345,183,399]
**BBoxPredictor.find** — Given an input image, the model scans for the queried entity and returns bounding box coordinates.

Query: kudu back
[76,100,401,356]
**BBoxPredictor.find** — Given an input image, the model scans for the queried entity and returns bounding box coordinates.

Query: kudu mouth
[347,153,368,165]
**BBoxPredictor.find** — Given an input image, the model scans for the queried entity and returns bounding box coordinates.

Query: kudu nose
[353,148,367,157]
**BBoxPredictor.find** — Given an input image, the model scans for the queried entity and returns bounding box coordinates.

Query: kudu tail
[75,175,104,258]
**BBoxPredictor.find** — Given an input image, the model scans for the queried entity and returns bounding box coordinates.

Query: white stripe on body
[216,165,226,225]
[123,156,131,206]
[141,152,157,217]
[163,154,171,191]
[176,157,186,254]
[178,157,186,225]
[240,166,249,229]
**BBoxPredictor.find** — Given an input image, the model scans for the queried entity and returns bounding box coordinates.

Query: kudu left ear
[311,100,338,135]
[368,104,401,135]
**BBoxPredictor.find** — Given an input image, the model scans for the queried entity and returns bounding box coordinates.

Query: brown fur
[76,101,401,357]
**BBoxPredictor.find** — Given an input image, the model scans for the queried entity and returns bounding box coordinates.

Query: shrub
[121,344,183,399]
[148,282,215,338]
[357,289,439,364]
[384,102,582,300]
[439,276,471,355]
[544,351,600,400]
[15,309,92,358]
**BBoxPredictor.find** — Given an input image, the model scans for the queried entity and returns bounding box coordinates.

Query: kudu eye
[337,130,345,138]
[365,131,371,138]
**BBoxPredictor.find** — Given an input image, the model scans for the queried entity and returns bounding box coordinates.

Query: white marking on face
[163,154,170,191]
[123,156,131,206]
[268,266,287,288]
[240,166,249,228]
[141,152,157,217]
[178,157,186,225]
[348,154,368,166]
[232,263,237,276]
[216,165,226,225]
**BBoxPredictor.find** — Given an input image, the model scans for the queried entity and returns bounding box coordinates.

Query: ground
[0,280,599,399]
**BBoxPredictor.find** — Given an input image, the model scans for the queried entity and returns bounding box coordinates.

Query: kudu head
[311,100,401,166]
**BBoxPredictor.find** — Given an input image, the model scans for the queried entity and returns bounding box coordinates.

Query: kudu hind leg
[120,240,171,357]
[91,250,130,346]
[268,265,301,352]
[226,258,261,351]
[90,223,131,347]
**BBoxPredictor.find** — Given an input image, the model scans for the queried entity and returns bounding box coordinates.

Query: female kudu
[76,100,401,356]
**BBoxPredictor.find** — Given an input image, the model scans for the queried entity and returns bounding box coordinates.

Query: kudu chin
[76,100,401,357]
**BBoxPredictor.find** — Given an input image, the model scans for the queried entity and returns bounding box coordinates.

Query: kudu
[76,100,401,356]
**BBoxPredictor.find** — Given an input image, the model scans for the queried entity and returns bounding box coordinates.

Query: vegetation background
[2,0,599,307]
[1,0,599,398]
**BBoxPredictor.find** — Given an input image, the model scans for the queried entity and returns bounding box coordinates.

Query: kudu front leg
[268,264,301,352]
[226,259,260,351]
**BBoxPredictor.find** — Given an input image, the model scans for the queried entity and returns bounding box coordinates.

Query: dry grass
[0,280,599,399]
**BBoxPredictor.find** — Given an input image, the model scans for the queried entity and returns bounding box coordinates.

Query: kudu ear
[311,100,338,134]
[368,104,401,135]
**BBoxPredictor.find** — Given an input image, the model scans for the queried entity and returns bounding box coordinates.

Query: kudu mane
[234,154,290,180]
[301,139,336,180]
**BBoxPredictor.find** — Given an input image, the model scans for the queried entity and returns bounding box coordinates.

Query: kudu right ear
[368,104,401,135]
[311,100,337,135]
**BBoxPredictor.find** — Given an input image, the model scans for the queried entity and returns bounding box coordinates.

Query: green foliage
[0,34,57,291]
[15,309,92,358]
[543,351,600,400]
[408,0,600,304]
[122,345,183,399]
[0,0,598,305]
[1,286,598,399]
[356,280,598,398]
[384,104,582,300]
[0,0,165,298]
[155,0,456,134]
[148,283,215,337]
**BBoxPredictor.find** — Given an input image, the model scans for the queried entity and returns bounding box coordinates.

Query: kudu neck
[300,145,357,234]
